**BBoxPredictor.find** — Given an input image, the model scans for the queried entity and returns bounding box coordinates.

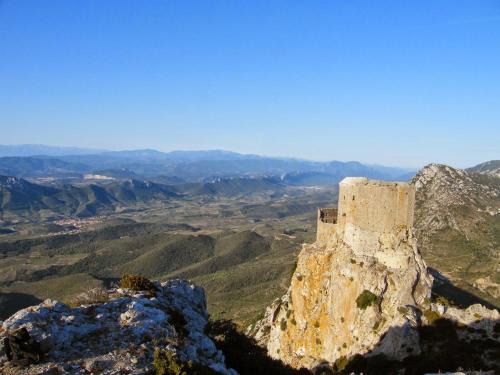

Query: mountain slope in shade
[0,175,65,214]
[0,176,181,221]
[181,176,285,197]
[0,157,90,177]
[467,160,500,178]
[0,175,289,222]
[412,163,500,306]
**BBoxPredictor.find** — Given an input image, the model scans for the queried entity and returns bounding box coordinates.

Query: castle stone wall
[316,208,338,242]
[337,177,415,234]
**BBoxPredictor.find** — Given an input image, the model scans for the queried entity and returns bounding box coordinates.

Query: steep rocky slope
[467,160,500,178]
[0,279,236,374]
[413,164,500,305]
[258,228,433,368]
[250,177,500,373]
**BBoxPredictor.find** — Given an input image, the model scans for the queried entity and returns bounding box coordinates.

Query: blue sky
[0,1,499,167]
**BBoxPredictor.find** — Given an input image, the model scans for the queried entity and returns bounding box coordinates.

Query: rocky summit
[0,279,236,374]
[249,177,500,372]
[412,163,500,304]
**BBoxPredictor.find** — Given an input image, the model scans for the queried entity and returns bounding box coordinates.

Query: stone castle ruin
[317,177,415,244]
[254,177,435,369]
[252,176,499,371]
[316,178,418,269]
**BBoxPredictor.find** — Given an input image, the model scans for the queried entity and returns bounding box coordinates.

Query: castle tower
[317,177,415,246]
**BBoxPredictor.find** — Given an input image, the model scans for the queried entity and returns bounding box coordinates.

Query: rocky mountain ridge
[467,160,500,178]
[413,163,499,236]
[412,163,499,305]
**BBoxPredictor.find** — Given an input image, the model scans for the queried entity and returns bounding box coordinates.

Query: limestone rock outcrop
[249,177,499,370]
[0,279,236,374]
[412,163,499,239]
[412,163,500,305]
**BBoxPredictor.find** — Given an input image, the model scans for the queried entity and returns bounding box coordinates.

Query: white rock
[0,279,236,374]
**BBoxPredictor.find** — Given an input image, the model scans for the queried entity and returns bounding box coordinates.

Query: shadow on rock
[207,319,311,375]
[0,293,42,321]
[429,267,499,310]
[337,317,500,375]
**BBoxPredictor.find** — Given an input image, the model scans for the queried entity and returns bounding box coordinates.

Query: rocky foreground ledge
[0,278,236,375]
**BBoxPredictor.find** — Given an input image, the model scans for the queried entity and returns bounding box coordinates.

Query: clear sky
[0,1,499,168]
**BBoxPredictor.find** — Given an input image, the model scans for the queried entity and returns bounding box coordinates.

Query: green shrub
[280,319,287,331]
[153,349,218,375]
[333,356,348,371]
[423,309,440,324]
[397,306,409,315]
[119,274,157,292]
[355,290,378,310]
[435,296,452,307]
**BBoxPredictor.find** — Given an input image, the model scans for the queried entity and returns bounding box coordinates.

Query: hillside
[0,176,181,222]
[181,177,285,197]
[413,164,500,306]
[0,175,293,223]
[2,159,499,333]
[0,175,72,220]
[0,157,89,178]
[467,160,500,178]
[0,225,305,325]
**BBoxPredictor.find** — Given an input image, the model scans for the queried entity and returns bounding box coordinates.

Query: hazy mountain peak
[0,144,106,157]
[467,160,500,178]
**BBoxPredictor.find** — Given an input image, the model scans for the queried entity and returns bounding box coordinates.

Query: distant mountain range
[0,144,415,183]
[0,144,106,157]
[0,174,288,222]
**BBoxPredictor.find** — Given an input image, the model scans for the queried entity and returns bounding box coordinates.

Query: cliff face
[250,177,499,371]
[267,229,431,369]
